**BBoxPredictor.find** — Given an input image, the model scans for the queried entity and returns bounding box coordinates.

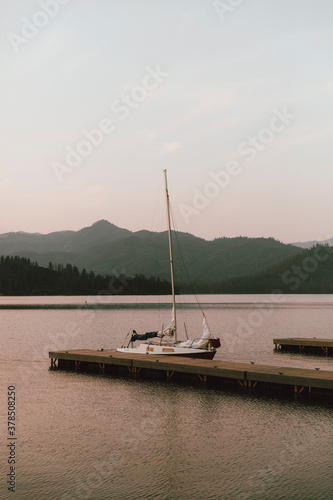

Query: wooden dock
[49,350,333,399]
[274,338,333,355]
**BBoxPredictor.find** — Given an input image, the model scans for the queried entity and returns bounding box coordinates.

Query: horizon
[1,2,333,244]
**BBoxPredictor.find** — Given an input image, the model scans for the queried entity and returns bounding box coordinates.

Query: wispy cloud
[159,141,182,155]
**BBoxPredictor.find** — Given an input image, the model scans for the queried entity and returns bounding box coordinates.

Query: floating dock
[273,338,333,356]
[49,350,333,399]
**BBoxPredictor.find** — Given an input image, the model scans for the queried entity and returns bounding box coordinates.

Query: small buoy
[315,367,320,371]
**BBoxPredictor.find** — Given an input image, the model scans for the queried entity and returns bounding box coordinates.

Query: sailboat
[117,170,221,360]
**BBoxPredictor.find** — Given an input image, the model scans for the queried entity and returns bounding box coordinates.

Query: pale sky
[1,0,332,243]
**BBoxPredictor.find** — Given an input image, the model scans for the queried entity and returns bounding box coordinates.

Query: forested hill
[205,245,333,294]
[0,220,301,283]
[0,256,173,296]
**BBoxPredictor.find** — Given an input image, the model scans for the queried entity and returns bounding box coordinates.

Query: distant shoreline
[0,303,173,310]
[1,293,333,310]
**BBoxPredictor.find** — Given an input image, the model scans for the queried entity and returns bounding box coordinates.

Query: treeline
[0,256,173,296]
[2,245,332,296]
[192,245,333,294]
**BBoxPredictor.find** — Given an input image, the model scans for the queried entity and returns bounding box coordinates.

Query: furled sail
[202,314,211,339]
[158,306,175,337]
[177,314,211,350]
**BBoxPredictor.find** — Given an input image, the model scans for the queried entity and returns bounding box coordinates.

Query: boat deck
[49,349,333,399]
[274,337,333,355]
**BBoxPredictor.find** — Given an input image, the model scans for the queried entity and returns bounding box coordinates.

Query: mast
[163,169,177,341]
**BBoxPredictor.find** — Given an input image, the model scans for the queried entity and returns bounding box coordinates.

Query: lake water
[0,295,333,499]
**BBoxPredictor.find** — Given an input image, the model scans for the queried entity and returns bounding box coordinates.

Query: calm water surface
[0,295,332,499]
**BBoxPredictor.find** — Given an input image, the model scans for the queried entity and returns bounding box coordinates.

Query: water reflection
[1,297,333,499]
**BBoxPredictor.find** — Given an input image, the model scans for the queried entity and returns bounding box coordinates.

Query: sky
[0,0,332,243]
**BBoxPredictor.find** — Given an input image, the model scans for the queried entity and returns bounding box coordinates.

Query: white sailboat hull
[117,342,216,359]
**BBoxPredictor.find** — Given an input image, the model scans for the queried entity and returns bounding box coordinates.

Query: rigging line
[169,203,207,320]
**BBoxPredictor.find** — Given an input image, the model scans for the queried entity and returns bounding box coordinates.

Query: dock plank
[274,338,333,347]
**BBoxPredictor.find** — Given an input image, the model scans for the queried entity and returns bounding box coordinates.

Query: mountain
[0,221,302,289]
[292,237,333,249]
[0,220,131,254]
